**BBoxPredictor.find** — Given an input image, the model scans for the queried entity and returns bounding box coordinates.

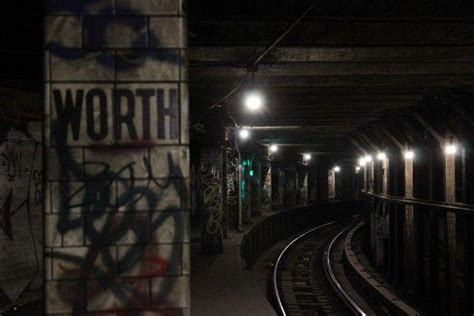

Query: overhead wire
[207,0,319,111]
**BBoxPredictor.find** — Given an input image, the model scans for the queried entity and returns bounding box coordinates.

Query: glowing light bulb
[355,166,361,172]
[358,158,367,166]
[244,91,264,111]
[239,129,250,139]
[333,166,341,173]
[445,144,457,155]
[377,152,387,161]
[269,144,278,153]
[404,150,415,160]
[304,153,311,161]
[365,155,373,162]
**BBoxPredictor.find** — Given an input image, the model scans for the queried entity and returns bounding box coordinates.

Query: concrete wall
[44,1,190,314]
[0,122,42,312]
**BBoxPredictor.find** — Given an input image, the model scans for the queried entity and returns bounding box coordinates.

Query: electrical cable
[252,1,319,67]
[207,0,318,111]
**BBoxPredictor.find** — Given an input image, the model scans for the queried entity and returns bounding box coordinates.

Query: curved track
[272,216,372,315]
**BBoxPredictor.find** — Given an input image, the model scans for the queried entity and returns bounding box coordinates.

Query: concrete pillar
[225,148,238,227]
[328,169,336,199]
[241,156,252,223]
[404,148,417,295]
[297,166,308,205]
[369,159,375,192]
[335,169,343,200]
[250,158,262,216]
[45,1,190,314]
[463,145,474,314]
[342,162,354,200]
[382,157,389,194]
[272,165,285,208]
[307,164,318,203]
[261,161,272,212]
[363,163,368,191]
[317,159,329,202]
[200,147,223,253]
[284,166,297,207]
[444,139,458,314]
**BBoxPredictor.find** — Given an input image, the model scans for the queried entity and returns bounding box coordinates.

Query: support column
[382,157,389,194]
[307,164,318,203]
[201,147,224,253]
[261,160,272,212]
[45,2,190,314]
[317,159,329,202]
[444,140,458,314]
[369,159,375,192]
[225,147,239,228]
[284,166,297,207]
[404,148,417,295]
[297,166,308,205]
[271,164,285,208]
[463,144,474,314]
[328,169,336,199]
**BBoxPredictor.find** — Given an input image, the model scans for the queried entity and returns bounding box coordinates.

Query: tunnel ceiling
[188,0,474,157]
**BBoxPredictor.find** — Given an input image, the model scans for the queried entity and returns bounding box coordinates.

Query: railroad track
[272,216,385,316]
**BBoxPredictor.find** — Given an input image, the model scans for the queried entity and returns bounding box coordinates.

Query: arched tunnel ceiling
[188,0,474,157]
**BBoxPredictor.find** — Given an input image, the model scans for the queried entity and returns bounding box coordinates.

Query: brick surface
[45,2,189,314]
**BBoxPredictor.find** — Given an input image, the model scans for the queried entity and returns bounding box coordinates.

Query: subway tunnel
[0,0,474,315]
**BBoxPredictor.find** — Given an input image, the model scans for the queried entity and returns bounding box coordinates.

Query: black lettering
[114,89,138,141]
[157,88,178,140]
[53,89,84,143]
[86,88,108,141]
[136,89,154,140]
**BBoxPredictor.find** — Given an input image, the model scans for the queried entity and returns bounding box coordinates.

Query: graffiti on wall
[0,123,42,310]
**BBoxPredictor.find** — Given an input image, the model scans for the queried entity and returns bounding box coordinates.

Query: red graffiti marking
[144,257,169,277]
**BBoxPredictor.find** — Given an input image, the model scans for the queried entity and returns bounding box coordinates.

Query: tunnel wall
[44,1,190,314]
[0,121,42,312]
[363,130,474,315]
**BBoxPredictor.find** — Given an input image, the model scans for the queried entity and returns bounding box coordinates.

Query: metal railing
[361,190,474,214]
[361,190,474,315]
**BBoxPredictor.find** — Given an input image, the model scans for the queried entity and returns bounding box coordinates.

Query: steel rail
[361,190,474,213]
[272,215,362,316]
[324,226,367,316]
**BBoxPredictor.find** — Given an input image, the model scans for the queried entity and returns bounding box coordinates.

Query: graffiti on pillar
[0,123,42,311]
[226,150,238,207]
[261,162,271,211]
[46,2,188,312]
[200,148,223,253]
[202,179,223,236]
[47,2,180,69]
[48,128,187,312]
